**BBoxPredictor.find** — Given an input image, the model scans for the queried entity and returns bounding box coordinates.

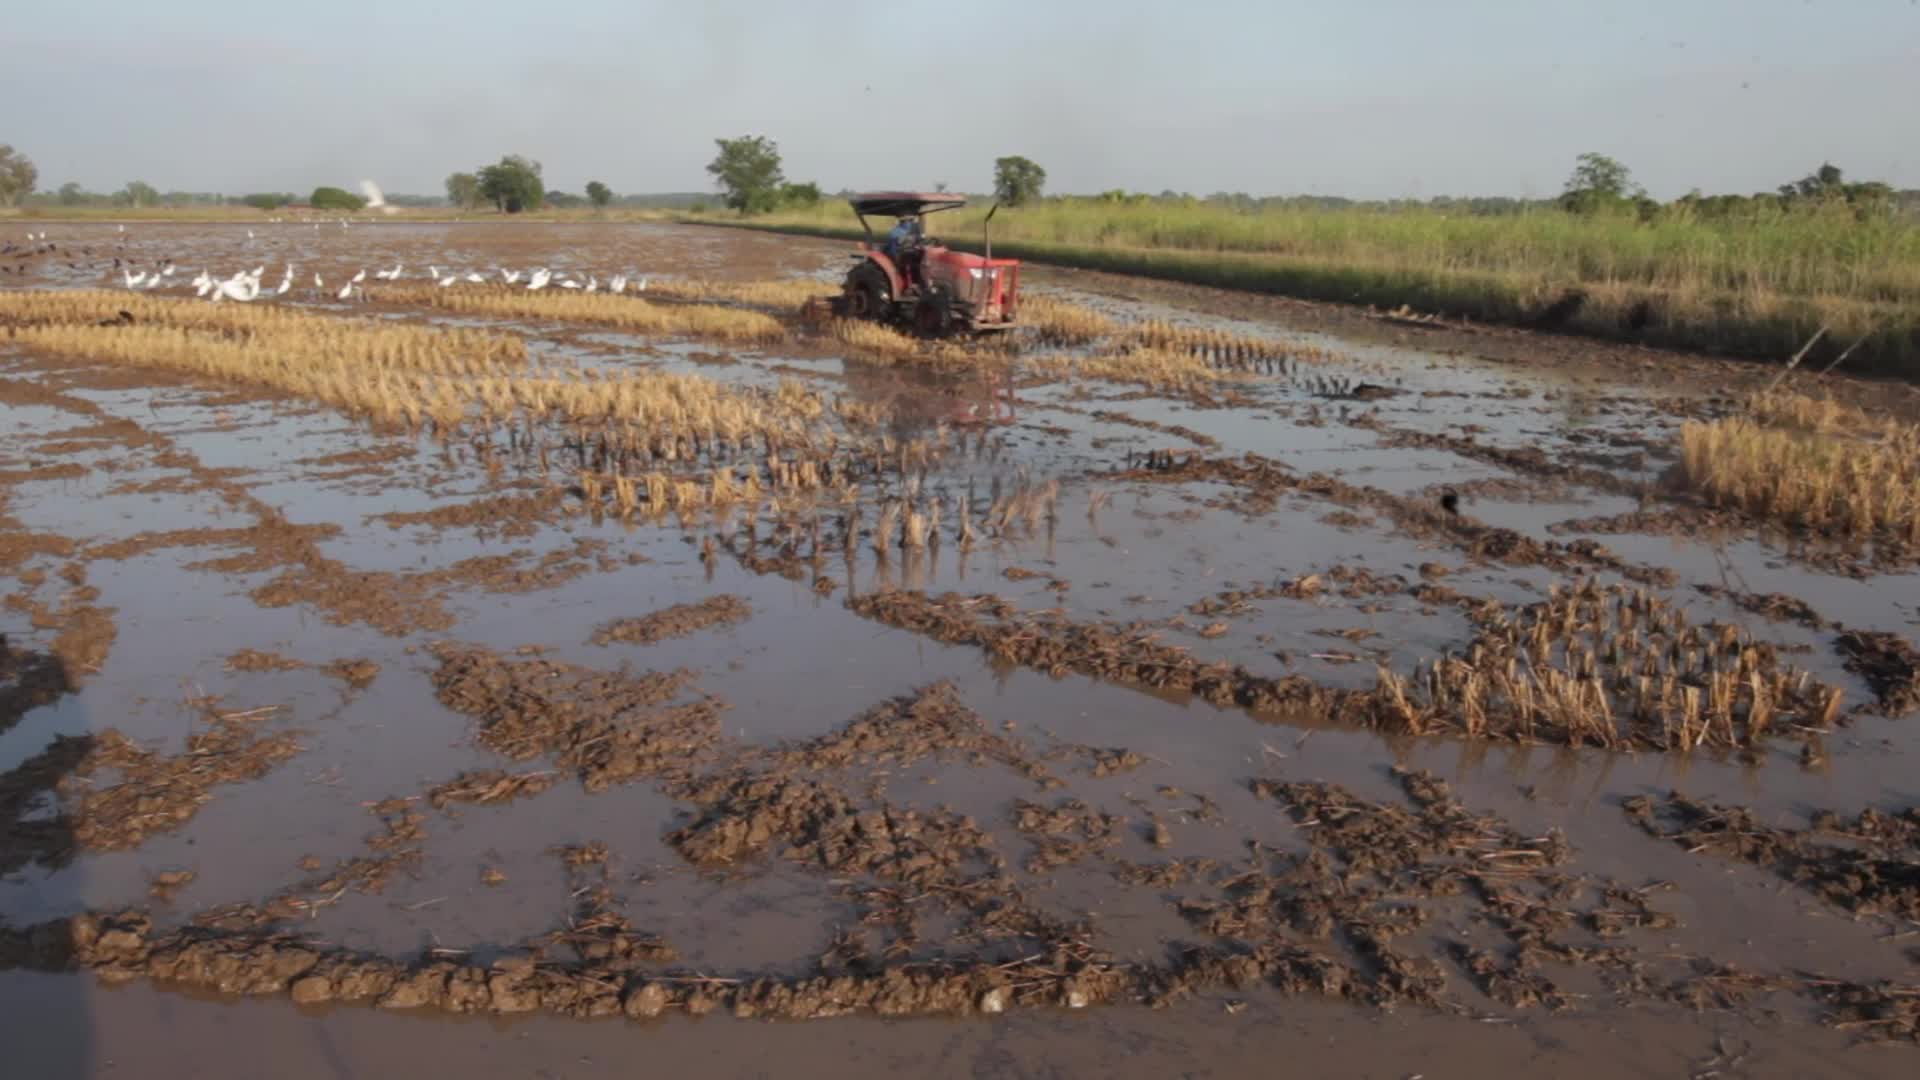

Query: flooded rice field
[2,221,1918,1077]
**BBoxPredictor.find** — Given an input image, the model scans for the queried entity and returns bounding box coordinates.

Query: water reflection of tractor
[838,361,1017,438]
[831,192,1021,336]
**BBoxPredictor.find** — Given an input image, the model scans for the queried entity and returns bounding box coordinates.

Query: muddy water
[2,222,1918,1077]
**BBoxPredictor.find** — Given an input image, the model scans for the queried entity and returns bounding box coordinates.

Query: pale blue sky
[4,0,1916,199]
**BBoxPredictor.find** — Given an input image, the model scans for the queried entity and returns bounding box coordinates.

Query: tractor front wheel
[845,264,891,321]
[912,287,954,338]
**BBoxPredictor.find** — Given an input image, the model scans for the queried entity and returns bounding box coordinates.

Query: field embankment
[687,201,1920,377]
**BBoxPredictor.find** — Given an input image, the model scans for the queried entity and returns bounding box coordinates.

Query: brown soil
[319,658,381,688]
[226,649,305,673]
[60,704,302,853]
[1835,630,1920,715]
[428,645,722,791]
[590,596,752,647]
[1624,794,1920,921]
[374,488,563,540]
[425,769,559,810]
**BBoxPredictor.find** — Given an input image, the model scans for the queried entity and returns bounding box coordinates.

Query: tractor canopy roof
[848,192,968,218]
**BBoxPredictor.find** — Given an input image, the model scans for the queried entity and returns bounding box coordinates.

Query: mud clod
[589,596,752,647]
[429,645,721,791]
[1624,794,1920,921]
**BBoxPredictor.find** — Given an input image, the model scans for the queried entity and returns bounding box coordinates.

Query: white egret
[464,271,484,283]
[608,274,627,294]
[215,276,260,302]
[336,281,354,300]
[527,268,551,291]
[637,276,649,292]
[359,180,397,216]
[161,263,175,277]
[501,269,522,284]
[583,276,598,294]
[124,270,145,289]
[313,272,324,289]
[350,269,367,284]
[560,279,581,289]
[438,274,458,287]
[375,263,403,281]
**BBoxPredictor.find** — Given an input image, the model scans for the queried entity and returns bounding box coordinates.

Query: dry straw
[371,284,787,343]
[1678,390,1920,545]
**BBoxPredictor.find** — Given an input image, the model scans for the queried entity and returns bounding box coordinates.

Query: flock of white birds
[119,262,651,303]
[47,181,654,304]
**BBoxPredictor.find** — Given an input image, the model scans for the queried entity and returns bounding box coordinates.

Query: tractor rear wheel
[845,264,891,321]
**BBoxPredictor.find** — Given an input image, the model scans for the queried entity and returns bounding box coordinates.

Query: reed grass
[709,201,1920,375]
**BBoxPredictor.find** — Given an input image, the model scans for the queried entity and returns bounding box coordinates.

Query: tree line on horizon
[2,141,1915,222]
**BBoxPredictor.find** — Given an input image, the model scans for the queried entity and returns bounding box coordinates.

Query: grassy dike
[682,206,1920,378]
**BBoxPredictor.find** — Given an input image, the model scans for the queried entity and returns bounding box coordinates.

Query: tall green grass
[698,200,1920,376]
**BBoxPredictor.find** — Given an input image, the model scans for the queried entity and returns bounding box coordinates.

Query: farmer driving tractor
[831,192,1020,334]
[884,214,924,282]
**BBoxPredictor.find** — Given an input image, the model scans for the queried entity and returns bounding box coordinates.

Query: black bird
[1439,489,1460,516]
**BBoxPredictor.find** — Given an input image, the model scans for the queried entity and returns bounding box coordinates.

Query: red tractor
[833,192,1020,335]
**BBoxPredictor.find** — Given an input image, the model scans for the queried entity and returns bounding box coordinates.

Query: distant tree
[310,185,367,211]
[706,135,785,214]
[993,156,1046,206]
[241,193,290,211]
[585,180,613,208]
[57,181,86,206]
[1559,152,1641,213]
[934,180,951,194]
[121,180,159,208]
[0,145,37,207]
[1778,163,1892,215]
[778,181,821,208]
[1564,153,1635,198]
[445,172,480,210]
[478,155,543,213]
[546,191,586,209]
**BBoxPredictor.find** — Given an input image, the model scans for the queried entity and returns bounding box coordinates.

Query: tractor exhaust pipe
[983,201,998,262]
